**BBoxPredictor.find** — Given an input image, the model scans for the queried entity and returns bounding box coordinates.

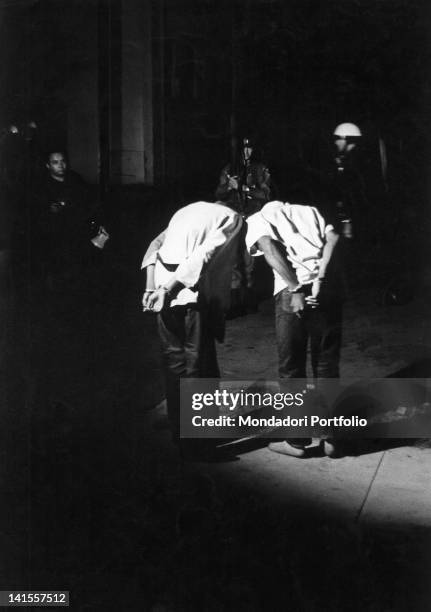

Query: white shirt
[141,201,242,310]
[246,201,334,295]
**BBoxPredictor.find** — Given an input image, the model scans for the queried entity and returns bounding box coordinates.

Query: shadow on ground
[1,194,431,610]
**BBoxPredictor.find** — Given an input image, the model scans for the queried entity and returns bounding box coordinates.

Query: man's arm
[142,228,185,313]
[141,229,167,271]
[143,274,185,312]
[256,235,305,314]
[256,236,300,290]
[318,229,339,279]
[143,214,243,312]
[141,230,167,310]
[307,229,340,305]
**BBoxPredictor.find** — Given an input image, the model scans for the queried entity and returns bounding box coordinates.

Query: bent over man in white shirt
[141,201,243,454]
[246,200,342,458]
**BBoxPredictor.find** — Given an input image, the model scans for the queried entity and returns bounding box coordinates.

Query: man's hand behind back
[291,292,306,313]
[305,278,325,308]
[142,287,170,313]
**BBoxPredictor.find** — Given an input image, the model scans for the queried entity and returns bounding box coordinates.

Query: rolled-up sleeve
[141,230,166,269]
[175,214,242,288]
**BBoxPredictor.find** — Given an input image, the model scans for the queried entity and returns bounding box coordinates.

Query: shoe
[268,440,306,458]
[321,438,338,458]
[290,437,312,447]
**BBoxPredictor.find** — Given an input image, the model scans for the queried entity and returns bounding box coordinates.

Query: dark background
[2,0,430,275]
[1,1,431,610]
[2,0,431,195]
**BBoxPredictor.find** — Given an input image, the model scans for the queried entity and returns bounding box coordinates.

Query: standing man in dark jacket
[31,151,108,285]
[216,137,273,315]
[216,136,272,217]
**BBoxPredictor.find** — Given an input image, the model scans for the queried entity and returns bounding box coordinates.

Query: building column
[119,0,154,184]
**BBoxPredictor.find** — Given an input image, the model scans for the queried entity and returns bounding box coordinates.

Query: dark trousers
[275,288,342,379]
[157,305,220,438]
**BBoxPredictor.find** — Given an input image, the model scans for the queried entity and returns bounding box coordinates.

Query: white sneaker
[321,439,338,458]
[268,440,306,458]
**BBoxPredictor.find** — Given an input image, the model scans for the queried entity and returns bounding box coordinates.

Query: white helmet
[333,123,362,138]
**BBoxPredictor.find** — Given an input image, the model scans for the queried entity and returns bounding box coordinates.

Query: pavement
[140,286,431,610]
[148,287,431,526]
[2,260,431,610]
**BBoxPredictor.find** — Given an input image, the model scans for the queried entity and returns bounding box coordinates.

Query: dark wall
[156,0,431,207]
[2,0,431,211]
[1,0,99,180]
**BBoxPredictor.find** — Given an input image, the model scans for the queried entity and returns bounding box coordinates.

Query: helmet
[333,123,362,138]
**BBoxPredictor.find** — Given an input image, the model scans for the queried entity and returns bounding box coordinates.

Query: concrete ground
[141,286,431,611]
[221,289,431,529]
[2,220,431,610]
[212,288,431,527]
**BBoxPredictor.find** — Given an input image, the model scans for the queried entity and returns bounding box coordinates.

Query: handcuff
[287,283,303,294]
[143,287,172,313]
